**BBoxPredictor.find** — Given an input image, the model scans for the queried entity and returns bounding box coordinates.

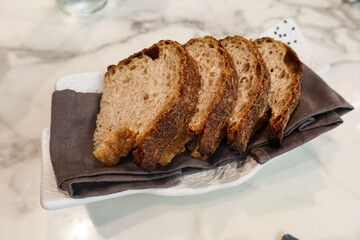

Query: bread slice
[93,40,201,171]
[253,37,302,147]
[221,36,271,152]
[184,36,238,159]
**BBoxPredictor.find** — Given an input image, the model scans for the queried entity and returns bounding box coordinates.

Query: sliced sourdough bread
[93,40,201,171]
[184,36,238,159]
[221,36,271,153]
[253,37,302,147]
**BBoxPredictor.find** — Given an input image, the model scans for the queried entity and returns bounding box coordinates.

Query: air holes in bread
[279,69,286,79]
[241,63,250,73]
[202,52,210,57]
[144,46,160,60]
[283,49,301,72]
[240,77,248,84]
[123,76,130,83]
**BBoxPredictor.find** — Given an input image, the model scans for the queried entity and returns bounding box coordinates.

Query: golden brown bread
[221,36,271,153]
[93,40,201,171]
[184,36,238,159]
[93,35,302,171]
[253,37,302,147]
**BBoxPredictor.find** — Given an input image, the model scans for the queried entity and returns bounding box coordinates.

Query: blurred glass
[56,0,107,16]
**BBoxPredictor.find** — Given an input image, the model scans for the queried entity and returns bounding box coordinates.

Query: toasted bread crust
[95,35,301,170]
[254,37,302,147]
[222,36,271,153]
[93,127,136,166]
[195,37,239,157]
[133,41,201,171]
[158,126,193,166]
[184,36,238,158]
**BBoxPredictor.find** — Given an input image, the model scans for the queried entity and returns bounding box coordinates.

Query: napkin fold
[49,65,353,198]
[247,65,353,162]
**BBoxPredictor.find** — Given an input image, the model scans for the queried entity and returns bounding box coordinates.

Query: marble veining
[0,136,40,169]
[1,0,360,239]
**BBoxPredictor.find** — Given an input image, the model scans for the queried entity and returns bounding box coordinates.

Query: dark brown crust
[158,126,193,166]
[222,36,271,153]
[132,40,201,171]
[184,36,239,158]
[254,37,302,147]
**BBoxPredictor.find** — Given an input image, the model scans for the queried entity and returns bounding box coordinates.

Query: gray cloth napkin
[247,65,353,162]
[49,65,353,198]
[49,92,242,198]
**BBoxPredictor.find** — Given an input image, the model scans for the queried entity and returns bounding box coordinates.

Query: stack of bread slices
[93,36,302,171]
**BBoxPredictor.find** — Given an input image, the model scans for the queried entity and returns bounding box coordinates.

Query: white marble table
[1,0,359,239]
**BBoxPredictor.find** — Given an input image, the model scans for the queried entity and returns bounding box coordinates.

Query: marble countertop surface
[1,0,359,239]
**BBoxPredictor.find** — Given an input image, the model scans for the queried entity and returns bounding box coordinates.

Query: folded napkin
[49,65,353,198]
[247,64,353,162]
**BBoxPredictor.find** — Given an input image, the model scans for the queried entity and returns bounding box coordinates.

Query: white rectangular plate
[41,19,329,210]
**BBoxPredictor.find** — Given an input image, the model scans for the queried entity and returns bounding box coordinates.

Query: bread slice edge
[133,40,201,171]
[254,37,303,147]
[223,36,271,153]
